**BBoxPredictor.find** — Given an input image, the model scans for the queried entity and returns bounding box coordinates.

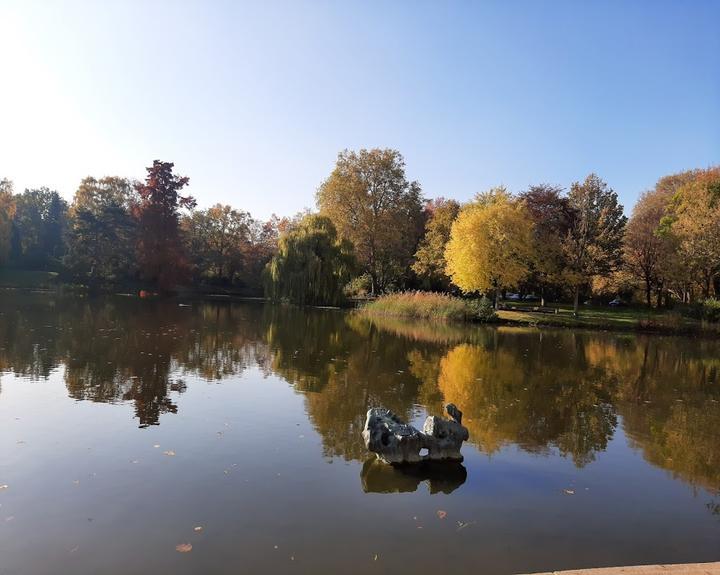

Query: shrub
[680,299,720,323]
[468,295,498,323]
[361,291,473,321]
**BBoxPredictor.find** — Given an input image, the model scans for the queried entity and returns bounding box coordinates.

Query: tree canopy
[445,188,535,304]
[134,161,195,291]
[562,174,627,311]
[412,198,460,291]
[317,148,424,294]
[265,214,355,306]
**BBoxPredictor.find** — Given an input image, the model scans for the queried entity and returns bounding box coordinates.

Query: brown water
[0,293,719,575]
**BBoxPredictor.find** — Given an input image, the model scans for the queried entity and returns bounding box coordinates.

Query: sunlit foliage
[134,161,195,290]
[317,148,424,293]
[445,188,535,304]
[265,214,355,306]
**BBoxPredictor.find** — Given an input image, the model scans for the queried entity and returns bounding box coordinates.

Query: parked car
[505,293,521,301]
[608,298,626,307]
[523,294,540,302]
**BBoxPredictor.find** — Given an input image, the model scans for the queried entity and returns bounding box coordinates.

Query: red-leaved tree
[134,161,195,291]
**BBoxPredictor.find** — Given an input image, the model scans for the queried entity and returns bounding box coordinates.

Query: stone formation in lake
[362,403,469,465]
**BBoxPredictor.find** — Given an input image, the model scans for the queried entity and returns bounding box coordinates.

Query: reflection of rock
[362,404,469,464]
[361,458,467,494]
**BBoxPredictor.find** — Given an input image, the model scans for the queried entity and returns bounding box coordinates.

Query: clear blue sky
[1,0,718,220]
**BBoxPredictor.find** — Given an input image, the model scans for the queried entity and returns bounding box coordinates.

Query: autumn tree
[134,161,195,291]
[11,187,68,268]
[664,167,720,299]
[0,179,16,264]
[445,188,535,307]
[182,204,252,284]
[265,214,355,306]
[518,184,572,305]
[623,188,673,307]
[412,198,460,290]
[317,149,424,293]
[562,174,626,313]
[64,176,138,286]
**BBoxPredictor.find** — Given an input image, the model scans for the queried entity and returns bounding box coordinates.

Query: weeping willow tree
[265,215,355,306]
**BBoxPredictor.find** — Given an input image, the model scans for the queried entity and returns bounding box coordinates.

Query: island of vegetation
[1,149,718,333]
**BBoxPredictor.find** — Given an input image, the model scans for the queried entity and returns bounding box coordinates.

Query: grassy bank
[361,292,719,336]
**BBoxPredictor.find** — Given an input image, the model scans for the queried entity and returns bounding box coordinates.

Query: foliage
[664,168,720,299]
[519,184,572,304]
[623,187,674,306]
[562,174,627,311]
[317,148,424,293]
[445,188,535,303]
[681,299,720,323]
[361,291,475,321]
[412,198,460,290]
[0,179,16,264]
[265,214,355,306]
[468,295,498,322]
[134,161,195,291]
[11,187,68,269]
[182,204,252,284]
[64,176,138,286]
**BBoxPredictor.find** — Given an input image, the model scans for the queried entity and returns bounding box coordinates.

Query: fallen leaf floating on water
[436,510,447,519]
[456,521,475,531]
[153,444,160,448]
[0,485,8,490]
[163,450,176,457]
[193,526,203,532]
[563,489,575,496]
[175,543,192,553]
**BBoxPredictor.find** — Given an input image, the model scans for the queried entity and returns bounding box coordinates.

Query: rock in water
[362,404,469,465]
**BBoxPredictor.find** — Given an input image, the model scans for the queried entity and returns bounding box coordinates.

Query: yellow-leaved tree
[444,188,535,306]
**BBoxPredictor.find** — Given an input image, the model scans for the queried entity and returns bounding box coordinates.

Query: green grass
[361,291,475,321]
[362,291,717,335]
[0,269,59,289]
[496,301,714,334]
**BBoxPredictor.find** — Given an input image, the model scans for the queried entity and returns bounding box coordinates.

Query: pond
[0,293,719,574]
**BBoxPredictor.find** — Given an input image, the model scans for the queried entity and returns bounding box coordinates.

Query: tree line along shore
[0,149,718,331]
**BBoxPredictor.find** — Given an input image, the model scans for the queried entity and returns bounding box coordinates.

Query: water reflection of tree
[2,294,720,495]
[0,295,269,427]
[267,310,436,460]
[584,336,720,493]
[430,341,618,467]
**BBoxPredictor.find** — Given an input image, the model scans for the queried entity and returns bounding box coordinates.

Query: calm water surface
[0,293,719,574]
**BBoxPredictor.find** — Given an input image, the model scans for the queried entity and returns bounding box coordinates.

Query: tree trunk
[540,286,545,308]
[645,278,652,308]
[573,286,580,315]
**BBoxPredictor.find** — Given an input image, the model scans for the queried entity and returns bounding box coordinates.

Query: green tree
[445,188,535,307]
[11,187,68,269]
[317,149,424,294]
[412,198,460,290]
[182,204,252,284]
[562,174,627,313]
[265,214,355,306]
[134,161,195,291]
[64,176,138,286]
